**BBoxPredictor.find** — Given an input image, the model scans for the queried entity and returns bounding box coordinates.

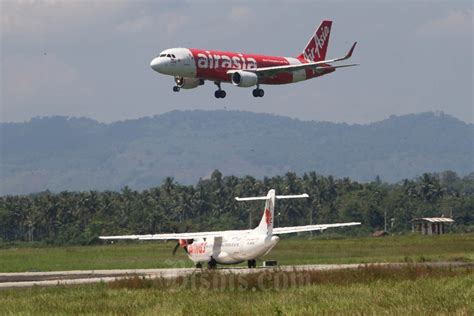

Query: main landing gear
[195,262,203,269]
[252,86,264,98]
[247,259,257,268]
[173,86,180,92]
[207,257,218,269]
[214,82,226,99]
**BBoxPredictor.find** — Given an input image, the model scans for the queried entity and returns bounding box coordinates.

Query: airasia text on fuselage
[195,51,258,70]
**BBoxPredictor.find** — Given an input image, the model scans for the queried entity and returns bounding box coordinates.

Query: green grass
[0,234,472,272]
[271,233,474,265]
[1,266,472,315]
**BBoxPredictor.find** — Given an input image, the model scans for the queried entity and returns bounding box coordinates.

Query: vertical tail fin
[235,190,309,238]
[297,20,332,62]
[255,190,275,236]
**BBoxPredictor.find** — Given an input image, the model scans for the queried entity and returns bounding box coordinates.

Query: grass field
[1,234,473,272]
[1,265,472,315]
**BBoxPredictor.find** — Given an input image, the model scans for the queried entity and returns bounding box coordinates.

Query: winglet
[344,42,357,60]
[311,41,357,65]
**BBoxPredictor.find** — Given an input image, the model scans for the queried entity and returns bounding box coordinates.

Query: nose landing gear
[214,82,226,98]
[173,76,183,92]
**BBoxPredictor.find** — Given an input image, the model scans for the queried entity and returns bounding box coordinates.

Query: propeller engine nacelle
[179,239,189,248]
[175,77,204,89]
[231,71,258,87]
[173,238,193,255]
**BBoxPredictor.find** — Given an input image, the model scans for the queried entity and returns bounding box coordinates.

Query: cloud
[0,53,93,122]
[116,15,155,34]
[162,12,190,35]
[228,6,256,23]
[3,54,78,98]
[417,9,473,37]
[1,0,131,38]
[1,51,101,121]
[116,11,190,35]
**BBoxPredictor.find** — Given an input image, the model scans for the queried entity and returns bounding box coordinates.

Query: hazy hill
[1,111,473,195]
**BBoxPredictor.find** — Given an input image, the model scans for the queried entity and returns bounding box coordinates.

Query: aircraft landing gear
[195,262,203,269]
[214,82,226,98]
[247,259,257,268]
[173,77,182,92]
[207,257,217,269]
[252,87,264,98]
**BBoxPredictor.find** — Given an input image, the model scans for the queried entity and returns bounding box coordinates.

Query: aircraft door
[169,54,177,67]
[212,236,223,257]
[184,53,191,66]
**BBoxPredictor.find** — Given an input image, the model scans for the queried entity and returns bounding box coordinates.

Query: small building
[411,217,454,235]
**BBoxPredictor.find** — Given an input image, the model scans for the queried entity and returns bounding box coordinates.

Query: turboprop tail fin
[235,190,309,237]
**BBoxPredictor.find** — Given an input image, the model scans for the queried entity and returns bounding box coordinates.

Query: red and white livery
[100,189,361,269]
[150,20,357,98]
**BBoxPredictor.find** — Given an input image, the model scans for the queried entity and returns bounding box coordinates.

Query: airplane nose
[150,57,163,73]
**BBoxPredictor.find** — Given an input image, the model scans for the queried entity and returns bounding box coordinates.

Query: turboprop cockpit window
[171,54,176,58]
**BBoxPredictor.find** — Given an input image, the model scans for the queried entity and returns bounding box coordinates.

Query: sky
[1,0,472,124]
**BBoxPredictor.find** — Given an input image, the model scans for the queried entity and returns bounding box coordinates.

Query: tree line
[0,170,472,245]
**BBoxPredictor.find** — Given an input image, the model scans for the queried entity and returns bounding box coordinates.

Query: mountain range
[1,110,473,195]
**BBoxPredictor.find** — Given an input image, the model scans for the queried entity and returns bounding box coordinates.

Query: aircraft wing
[273,222,361,235]
[99,229,252,241]
[232,42,358,78]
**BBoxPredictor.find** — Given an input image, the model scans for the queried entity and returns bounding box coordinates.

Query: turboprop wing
[99,229,253,241]
[273,222,361,235]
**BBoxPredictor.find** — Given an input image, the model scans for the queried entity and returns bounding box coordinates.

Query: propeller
[172,239,191,255]
[172,242,181,256]
[171,224,192,256]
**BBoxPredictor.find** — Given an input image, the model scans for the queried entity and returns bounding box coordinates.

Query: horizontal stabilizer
[276,194,309,199]
[235,193,308,201]
[322,63,359,70]
[235,196,270,201]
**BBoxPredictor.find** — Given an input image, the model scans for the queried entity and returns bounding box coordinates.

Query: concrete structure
[411,217,454,235]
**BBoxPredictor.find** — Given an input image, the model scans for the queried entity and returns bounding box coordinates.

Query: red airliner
[150,20,357,98]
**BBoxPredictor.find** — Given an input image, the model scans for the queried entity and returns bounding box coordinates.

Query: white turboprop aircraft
[100,190,361,268]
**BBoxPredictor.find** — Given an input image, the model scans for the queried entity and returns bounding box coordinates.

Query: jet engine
[231,71,258,87]
[175,77,204,89]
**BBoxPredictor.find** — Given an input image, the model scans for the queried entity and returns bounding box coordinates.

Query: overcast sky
[1,0,472,124]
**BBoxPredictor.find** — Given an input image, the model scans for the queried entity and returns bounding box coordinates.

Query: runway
[0,262,470,289]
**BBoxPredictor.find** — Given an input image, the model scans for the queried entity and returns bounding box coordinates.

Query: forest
[0,170,472,245]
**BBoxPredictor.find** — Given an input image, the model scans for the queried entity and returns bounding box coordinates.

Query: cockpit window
[159,53,176,58]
